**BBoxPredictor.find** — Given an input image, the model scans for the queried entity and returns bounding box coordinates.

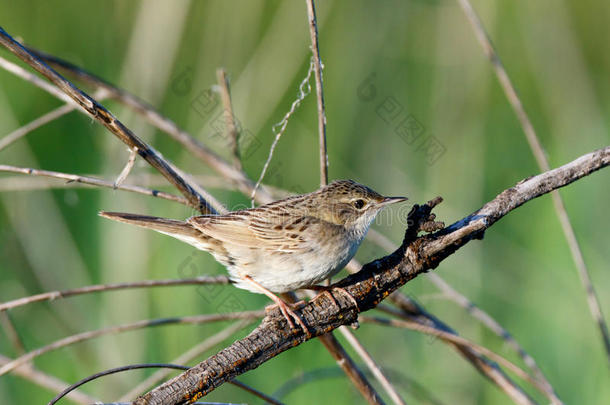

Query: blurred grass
[0,0,609,403]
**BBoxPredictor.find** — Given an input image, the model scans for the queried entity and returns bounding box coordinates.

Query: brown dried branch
[0,26,216,215]
[305,0,328,186]
[456,0,610,362]
[136,146,609,404]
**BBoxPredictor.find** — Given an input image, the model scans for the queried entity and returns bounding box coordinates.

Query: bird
[100,179,407,333]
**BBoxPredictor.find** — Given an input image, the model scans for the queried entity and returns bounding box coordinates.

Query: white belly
[218,232,362,294]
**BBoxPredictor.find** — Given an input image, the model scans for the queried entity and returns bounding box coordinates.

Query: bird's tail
[99,212,204,245]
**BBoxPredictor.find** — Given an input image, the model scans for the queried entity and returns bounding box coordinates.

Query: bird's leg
[303,284,360,311]
[241,276,310,336]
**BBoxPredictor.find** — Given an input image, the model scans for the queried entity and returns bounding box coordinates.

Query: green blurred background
[0,1,608,403]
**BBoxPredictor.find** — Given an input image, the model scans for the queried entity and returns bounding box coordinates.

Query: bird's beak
[380,196,408,206]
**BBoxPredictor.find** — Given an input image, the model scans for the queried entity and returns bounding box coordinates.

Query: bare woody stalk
[456,0,610,362]
[136,147,610,404]
[0,26,216,215]
[305,0,329,186]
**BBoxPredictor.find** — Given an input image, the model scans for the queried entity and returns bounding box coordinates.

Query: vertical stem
[305,0,329,186]
[216,68,242,170]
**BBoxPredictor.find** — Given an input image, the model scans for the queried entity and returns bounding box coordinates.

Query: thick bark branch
[136,147,609,404]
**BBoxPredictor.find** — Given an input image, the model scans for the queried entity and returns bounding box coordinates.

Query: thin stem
[456,0,610,363]
[0,312,26,355]
[360,316,549,399]
[0,101,87,152]
[426,272,556,396]
[368,228,557,398]
[0,276,230,312]
[114,147,139,189]
[0,55,74,105]
[119,320,254,401]
[294,291,384,404]
[216,68,241,169]
[0,172,291,198]
[305,0,328,186]
[49,363,283,405]
[338,326,406,405]
[317,333,385,405]
[250,59,314,205]
[0,26,216,214]
[0,165,189,206]
[0,354,98,404]
[0,311,265,376]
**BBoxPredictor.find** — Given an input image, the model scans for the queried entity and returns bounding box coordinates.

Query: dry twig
[215,68,241,169]
[0,276,230,312]
[305,0,328,186]
[338,326,406,405]
[0,164,188,204]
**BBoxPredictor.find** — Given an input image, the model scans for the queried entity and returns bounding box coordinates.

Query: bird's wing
[187,211,328,253]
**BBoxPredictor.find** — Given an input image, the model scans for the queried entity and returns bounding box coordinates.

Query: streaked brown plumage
[100,179,407,331]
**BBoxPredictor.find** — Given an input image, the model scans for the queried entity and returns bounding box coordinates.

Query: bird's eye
[353,199,365,209]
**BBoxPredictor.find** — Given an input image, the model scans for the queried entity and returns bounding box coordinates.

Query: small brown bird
[100,180,407,331]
